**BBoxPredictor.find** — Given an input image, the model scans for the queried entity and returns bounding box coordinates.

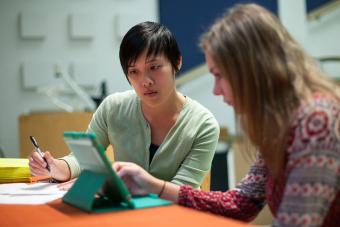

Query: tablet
[63,131,134,208]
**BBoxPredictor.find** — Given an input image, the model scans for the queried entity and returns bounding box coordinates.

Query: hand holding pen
[29,136,50,171]
[28,136,72,182]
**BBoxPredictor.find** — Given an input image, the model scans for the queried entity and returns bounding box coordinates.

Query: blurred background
[1,0,339,224]
[1,0,339,157]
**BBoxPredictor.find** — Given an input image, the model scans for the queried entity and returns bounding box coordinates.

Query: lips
[144,90,158,96]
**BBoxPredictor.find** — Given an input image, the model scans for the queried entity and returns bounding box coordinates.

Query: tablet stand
[63,170,172,213]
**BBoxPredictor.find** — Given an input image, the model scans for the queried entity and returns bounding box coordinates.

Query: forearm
[159,181,180,203]
[176,157,267,221]
[178,186,263,221]
[150,178,180,203]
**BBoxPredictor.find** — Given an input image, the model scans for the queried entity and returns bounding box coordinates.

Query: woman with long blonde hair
[112,4,339,226]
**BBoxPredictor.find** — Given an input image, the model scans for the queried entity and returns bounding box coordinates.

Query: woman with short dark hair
[29,21,219,189]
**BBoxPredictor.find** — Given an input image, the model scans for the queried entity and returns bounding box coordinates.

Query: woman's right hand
[28,150,71,182]
[113,161,164,196]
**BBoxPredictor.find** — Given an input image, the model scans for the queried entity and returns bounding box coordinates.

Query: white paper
[0,183,67,205]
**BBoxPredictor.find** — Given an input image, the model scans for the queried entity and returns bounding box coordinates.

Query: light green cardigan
[61,90,219,188]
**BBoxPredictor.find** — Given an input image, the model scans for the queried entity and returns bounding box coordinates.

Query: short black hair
[119,21,181,81]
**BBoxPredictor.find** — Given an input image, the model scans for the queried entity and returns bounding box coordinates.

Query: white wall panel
[19,12,48,39]
[21,61,63,89]
[0,0,158,157]
[68,13,95,40]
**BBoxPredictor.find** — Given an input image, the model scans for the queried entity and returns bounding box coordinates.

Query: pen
[29,136,50,172]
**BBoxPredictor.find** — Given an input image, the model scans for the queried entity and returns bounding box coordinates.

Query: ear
[177,56,182,72]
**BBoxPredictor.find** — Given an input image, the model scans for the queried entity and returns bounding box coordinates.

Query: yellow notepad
[0,158,31,183]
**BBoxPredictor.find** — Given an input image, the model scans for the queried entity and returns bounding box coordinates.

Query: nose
[213,80,221,96]
[142,74,154,87]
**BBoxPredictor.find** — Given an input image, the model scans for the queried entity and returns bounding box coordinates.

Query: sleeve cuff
[178,185,194,207]
[59,154,81,179]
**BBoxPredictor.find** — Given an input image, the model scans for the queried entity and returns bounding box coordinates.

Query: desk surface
[0,199,249,227]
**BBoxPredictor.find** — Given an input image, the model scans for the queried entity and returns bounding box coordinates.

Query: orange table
[0,199,249,227]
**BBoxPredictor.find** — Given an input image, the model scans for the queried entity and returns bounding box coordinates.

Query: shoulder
[101,90,137,106]
[288,94,340,156]
[180,97,220,140]
[99,90,137,109]
[184,96,218,124]
[94,90,138,117]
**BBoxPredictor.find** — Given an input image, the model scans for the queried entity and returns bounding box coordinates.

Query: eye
[150,64,161,71]
[128,69,138,76]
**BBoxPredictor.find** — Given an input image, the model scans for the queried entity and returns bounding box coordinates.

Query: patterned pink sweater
[178,94,340,227]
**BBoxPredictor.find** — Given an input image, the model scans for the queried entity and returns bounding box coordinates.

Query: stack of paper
[0,183,67,204]
[0,158,31,183]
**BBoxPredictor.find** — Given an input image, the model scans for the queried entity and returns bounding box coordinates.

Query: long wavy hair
[200,4,340,178]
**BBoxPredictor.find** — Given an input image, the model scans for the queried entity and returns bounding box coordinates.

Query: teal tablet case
[62,132,172,213]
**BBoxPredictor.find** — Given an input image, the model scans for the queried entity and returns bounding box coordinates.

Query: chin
[225,101,234,107]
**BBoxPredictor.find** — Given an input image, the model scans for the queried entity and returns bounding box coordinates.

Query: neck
[141,91,185,120]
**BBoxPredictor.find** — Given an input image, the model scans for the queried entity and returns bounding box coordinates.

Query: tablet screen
[64,137,110,175]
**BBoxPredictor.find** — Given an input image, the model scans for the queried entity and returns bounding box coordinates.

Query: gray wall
[1,0,340,158]
[0,0,158,157]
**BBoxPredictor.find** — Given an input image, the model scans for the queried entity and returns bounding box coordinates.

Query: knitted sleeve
[178,156,267,221]
[274,97,340,227]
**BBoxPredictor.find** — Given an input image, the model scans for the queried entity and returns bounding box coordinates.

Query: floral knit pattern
[178,94,340,227]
